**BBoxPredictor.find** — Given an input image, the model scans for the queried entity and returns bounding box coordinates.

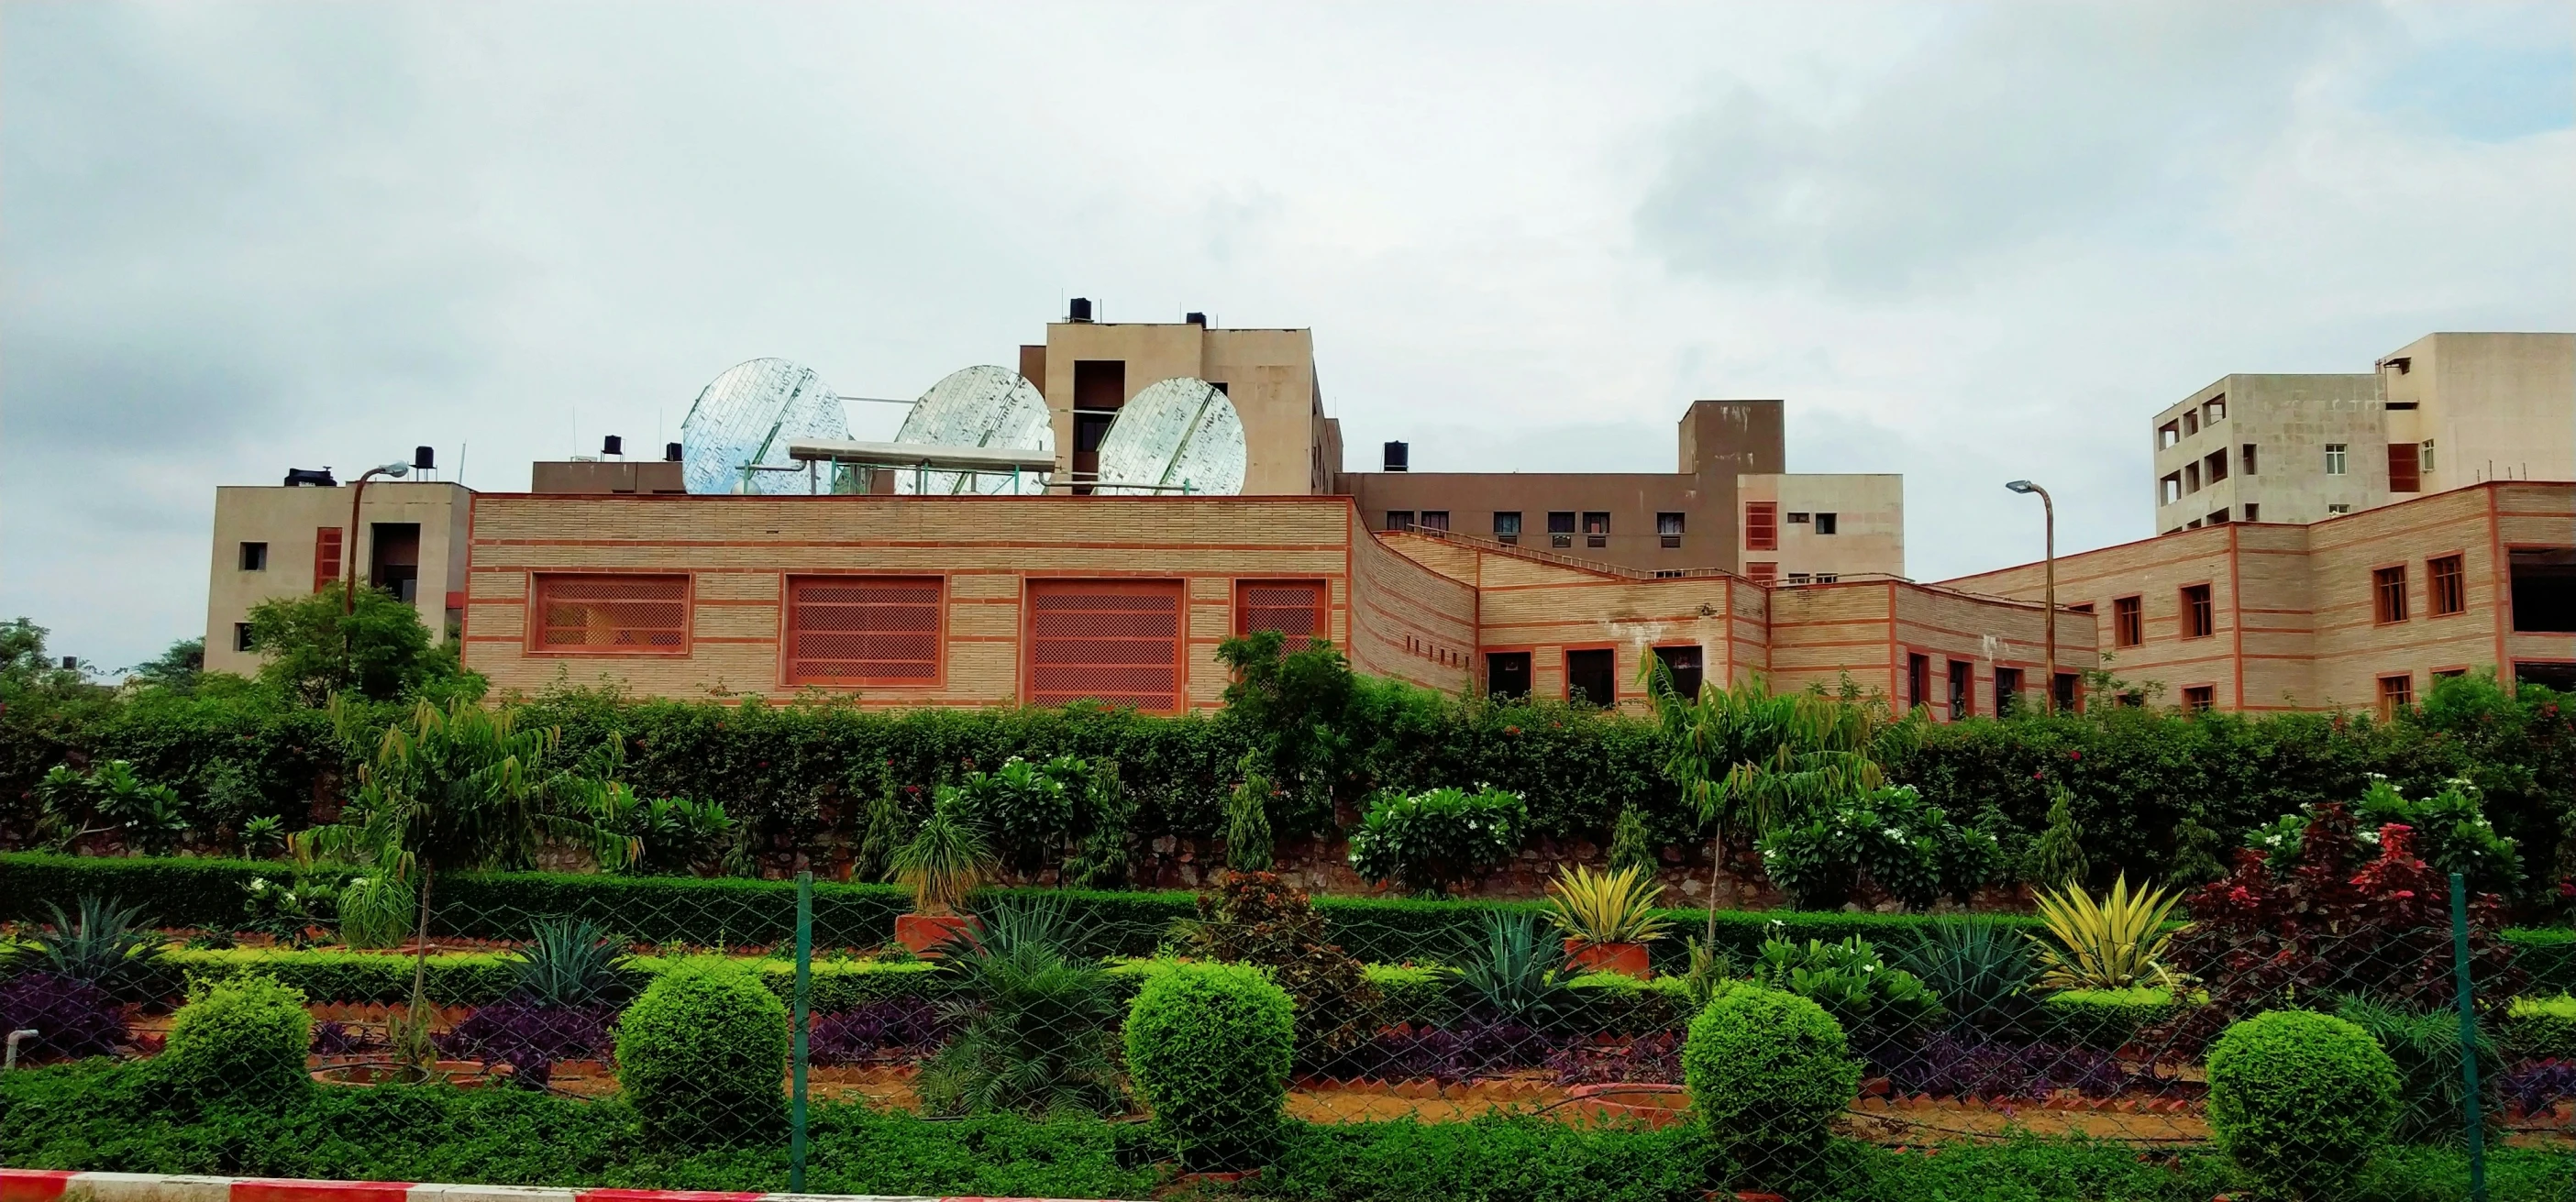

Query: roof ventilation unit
[283,468,338,487]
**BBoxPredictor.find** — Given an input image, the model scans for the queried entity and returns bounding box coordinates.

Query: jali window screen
[1027,579,1183,712]
[531,574,689,653]
[1236,579,1326,643]
[786,577,941,685]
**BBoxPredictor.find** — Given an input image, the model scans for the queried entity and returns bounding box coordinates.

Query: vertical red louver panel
[1744,502,1778,551]
[1236,579,1327,644]
[1026,579,1183,712]
[531,574,690,653]
[313,527,343,592]
[786,577,942,686]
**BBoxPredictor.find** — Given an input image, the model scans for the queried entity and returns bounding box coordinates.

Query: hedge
[103,946,945,1010]
[2505,994,2576,1062]
[2036,987,2189,1052]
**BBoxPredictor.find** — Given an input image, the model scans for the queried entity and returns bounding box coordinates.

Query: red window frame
[2427,554,2466,617]
[1024,579,1186,714]
[782,575,944,688]
[313,527,343,593]
[527,573,691,656]
[2373,565,2409,624]
[2180,583,2214,640]
[2112,595,2143,647]
[1234,579,1329,645]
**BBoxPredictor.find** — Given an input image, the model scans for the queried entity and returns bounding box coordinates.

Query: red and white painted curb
[0,1170,1066,1202]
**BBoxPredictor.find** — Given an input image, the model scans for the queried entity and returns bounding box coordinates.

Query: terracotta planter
[895,912,983,955]
[1563,939,1651,979]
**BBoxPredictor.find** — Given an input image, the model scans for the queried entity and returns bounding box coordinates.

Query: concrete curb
[0,1171,1066,1202]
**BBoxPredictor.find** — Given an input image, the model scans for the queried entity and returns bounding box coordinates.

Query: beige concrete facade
[2378,332,2576,494]
[1026,320,1336,497]
[1737,473,1905,583]
[204,482,472,677]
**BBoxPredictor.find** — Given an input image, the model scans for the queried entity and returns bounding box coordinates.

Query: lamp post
[345,461,414,615]
[2006,480,2056,712]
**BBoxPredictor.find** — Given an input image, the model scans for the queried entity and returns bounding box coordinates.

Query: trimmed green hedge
[2036,987,2189,1052]
[116,946,943,1009]
[2505,994,2576,1062]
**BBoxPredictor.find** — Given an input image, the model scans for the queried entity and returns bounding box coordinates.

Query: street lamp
[344,460,414,616]
[2005,480,2056,712]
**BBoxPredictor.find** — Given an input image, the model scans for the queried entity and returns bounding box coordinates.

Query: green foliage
[2206,1009,2402,1195]
[1606,803,1654,876]
[949,755,1076,873]
[1344,785,1528,896]
[1755,784,2002,910]
[36,760,190,855]
[2027,873,2181,991]
[600,792,736,877]
[157,973,311,1104]
[2334,995,2502,1146]
[1747,934,1946,1047]
[614,958,790,1144]
[1682,986,1859,1163]
[121,638,205,693]
[1064,759,1133,889]
[507,918,632,1008]
[918,898,1123,1117]
[2027,785,2088,887]
[2250,777,2523,898]
[1217,628,1360,837]
[2035,987,2185,1052]
[1895,918,2039,1034]
[1185,872,1379,1057]
[243,582,470,704]
[1227,756,1277,873]
[1451,910,1576,1026]
[2505,993,2576,1061]
[854,761,914,883]
[1542,864,1672,945]
[890,791,994,915]
[239,875,339,948]
[1124,960,1295,1169]
[2,896,167,997]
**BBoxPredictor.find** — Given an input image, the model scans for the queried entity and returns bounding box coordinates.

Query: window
[312,526,343,592]
[1785,512,1811,524]
[233,622,254,653]
[1565,648,1616,706]
[2184,411,2199,436]
[2428,555,2465,616]
[2510,547,2576,633]
[1995,667,2022,717]
[1947,660,1972,721]
[1386,511,1415,532]
[1744,561,1777,585]
[238,542,269,571]
[370,522,420,603]
[1786,572,1812,585]
[2207,508,2230,526]
[2241,444,2257,475]
[1493,512,1522,544]
[2388,442,2421,492]
[2184,463,2200,493]
[2204,449,2227,483]
[2433,667,2468,682]
[2182,584,2213,638]
[2378,673,2414,720]
[1582,512,1609,548]
[2184,685,2215,712]
[1236,579,1327,643]
[2158,421,2180,449]
[2517,662,2576,692]
[1653,645,1704,700]
[2327,503,2351,514]
[2420,439,2437,474]
[786,577,941,685]
[1814,513,1838,535]
[2244,503,2259,522]
[2325,443,2348,475]
[2160,473,2182,506]
[1419,511,1450,534]
[2113,596,2143,647]
[1026,579,1183,712]
[1487,651,1531,700]
[532,574,689,654]
[1548,511,1575,548]
[1814,573,1839,584]
[2054,672,2079,713]
[2067,602,2094,614]
[2204,395,2226,424]
[2373,566,2408,623]
[1907,653,1930,713]
[1657,512,1684,548]
[1744,502,1777,551]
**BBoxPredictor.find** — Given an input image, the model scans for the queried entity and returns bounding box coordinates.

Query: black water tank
[603,435,624,458]
[1383,441,1410,472]
[665,442,683,462]
[413,446,436,470]
[1068,297,1094,322]
[283,468,338,487]
[1186,311,1207,325]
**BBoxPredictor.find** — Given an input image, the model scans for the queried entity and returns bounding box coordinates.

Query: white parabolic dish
[891,365,1055,494]
[1092,377,1246,495]
[680,358,849,495]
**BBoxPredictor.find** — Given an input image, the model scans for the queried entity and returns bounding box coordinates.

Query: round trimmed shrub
[1682,986,1859,1162]
[2206,1010,2400,1193]
[159,973,311,1104]
[1124,961,1295,1169]
[614,957,790,1144]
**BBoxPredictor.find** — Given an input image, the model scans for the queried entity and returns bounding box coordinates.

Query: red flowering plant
[2150,802,2522,1053]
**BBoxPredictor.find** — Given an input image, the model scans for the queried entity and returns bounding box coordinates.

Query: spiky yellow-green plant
[1543,864,1673,946]
[2027,873,2182,990]
[891,790,996,916]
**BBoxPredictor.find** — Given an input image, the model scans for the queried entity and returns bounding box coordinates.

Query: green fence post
[2449,871,2486,1202]
[790,870,813,1192]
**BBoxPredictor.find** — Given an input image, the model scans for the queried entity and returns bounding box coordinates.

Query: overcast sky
[5,2,2570,672]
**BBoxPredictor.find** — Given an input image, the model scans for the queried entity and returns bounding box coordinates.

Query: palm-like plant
[1640,664,1924,947]
[2,896,165,997]
[890,790,995,916]
[917,898,1124,1117]
[1542,865,1672,946]
[2027,873,2181,990]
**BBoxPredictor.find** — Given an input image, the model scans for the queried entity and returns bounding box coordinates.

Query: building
[202,480,472,677]
[2152,333,2573,533]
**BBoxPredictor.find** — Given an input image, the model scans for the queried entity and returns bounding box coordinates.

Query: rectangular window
[2158,421,2180,448]
[2160,472,2183,506]
[2184,411,2199,436]
[2184,685,2215,712]
[2327,503,2351,514]
[2509,548,2576,633]
[1657,512,1684,548]
[1582,512,1609,548]
[238,542,269,571]
[1565,648,1616,706]
[1907,653,1930,712]
[2054,672,2079,713]
[2244,503,2259,522]
[312,526,343,592]
[2429,555,2465,616]
[2325,443,2348,475]
[1549,511,1575,548]
[1492,512,1522,543]
[1386,511,1415,532]
[2184,463,2200,492]
[1419,511,1450,534]
[1744,561,1777,585]
[2182,584,2213,638]
[2204,449,2228,483]
[1995,667,2022,717]
[786,576,940,685]
[2378,673,2414,719]
[1026,579,1183,712]
[2067,602,2094,614]
[1786,572,1812,585]
[2420,439,2437,474]
[1487,651,1531,700]
[2373,566,2408,623]
[1744,502,1778,550]
[2241,443,2257,475]
[1947,660,1972,721]
[2114,595,2143,647]
[1814,513,1839,535]
[1653,645,1704,700]
[532,574,690,654]
[1814,573,1839,584]
[2204,395,2226,424]
[1785,512,1811,524]
[1236,579,1327,643]
[2388,442,2421,492]
[2207,509,2230,526]
[233,622,254,653]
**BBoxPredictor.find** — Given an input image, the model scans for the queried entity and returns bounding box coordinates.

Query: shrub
[2035,987,2184,1052]
[1344,786,1527,897]
[1185,872,1379,1058]
[158,973,311,1104]
[506,917,632,1008]
[1124,961,1295,1169]
[2335,995,2503,1144]
[1755,785,2003,911]
[1682,987,1859,1166]
[1896,918,2038,1035]
[916,899,1123,1117]
[2504,993,2576,1061]
[2,895,166,998]
[2026,873,2179,990]
[2206,1009,2402,1193]
[0,970,128,1061]
[614,958,790,1144]
[1746,935,1944,1059]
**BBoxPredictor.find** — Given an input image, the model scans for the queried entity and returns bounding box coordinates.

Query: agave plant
[3,896,165,996]
[1897,917,2039,1031]
[1453,911,1575,1026]
[2027,874,2180,991]
[508,918,633,1008]
[891,790,995,916]
[1542,864,1672,946]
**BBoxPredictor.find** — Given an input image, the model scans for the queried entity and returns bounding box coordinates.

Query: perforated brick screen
[532,574,689,652]
[1026,579,1182,711]
[786,576,941,685]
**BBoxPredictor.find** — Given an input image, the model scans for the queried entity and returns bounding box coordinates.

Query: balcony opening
[369,522,421,603]
[2511,547,2576,633]
[2158,421,2180,449]
[2160,473,2183,506]
[1487,651,1531,700]
[2241,443,2257,475]
[1657,512,1684,548]
[2184,411,2199,436]
[2204,448,2228,483]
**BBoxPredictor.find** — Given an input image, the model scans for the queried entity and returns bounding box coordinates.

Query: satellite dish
[890,366,1055,494]
[680,358,851,495]
[1093,377,1246,495]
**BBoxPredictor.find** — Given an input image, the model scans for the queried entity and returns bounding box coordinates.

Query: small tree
[244,582,458,703]
[122,637,204,692]
[1225,754,1276,873]
[1217,628,1357,836]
